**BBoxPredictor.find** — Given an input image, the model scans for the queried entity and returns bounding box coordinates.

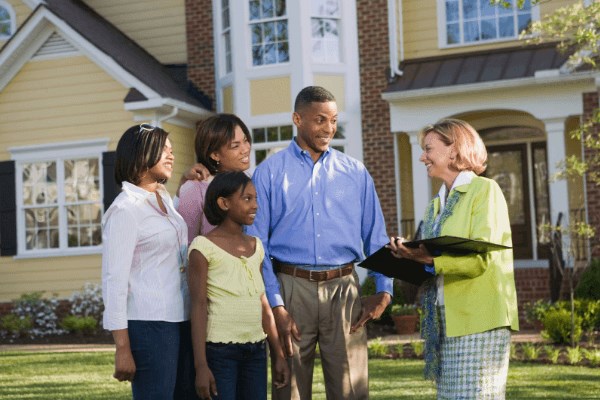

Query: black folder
[359,236,511,286]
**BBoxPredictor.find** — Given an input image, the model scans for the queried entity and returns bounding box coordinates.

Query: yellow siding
[565,116,585,211]
[162,122,197,195]
[314,75,345,112]
[0,55,137,302]
[0,255,101,302]
[83,0,187,64]
[0,56,133,159]
[250,77,291,116]
[222,86,234,114]
[402,0,579,60]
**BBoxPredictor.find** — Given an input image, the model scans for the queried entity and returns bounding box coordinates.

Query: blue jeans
[128,320,198,400]
[206,341,267,400]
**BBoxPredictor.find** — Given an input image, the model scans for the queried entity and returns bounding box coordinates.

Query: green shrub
[521,343,541,361]
[410,341,424,357]
[523,299,552,325]
[582,348,600,367]
[0,314,32,338]
[367,338,388,358]
[554,299,600,333]
[575,259,600,300]
[509,343,519,361]
[541,308,583,345]
[60,315,98,335]
[566,346,583,365]
[395,343,406,358]
[390,304,418,316]
[543,345,561,364]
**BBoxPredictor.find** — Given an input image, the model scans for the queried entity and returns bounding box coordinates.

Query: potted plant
[390,304,419,335]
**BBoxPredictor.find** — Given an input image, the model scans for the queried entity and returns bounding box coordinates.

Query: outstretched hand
[350,292,392,333]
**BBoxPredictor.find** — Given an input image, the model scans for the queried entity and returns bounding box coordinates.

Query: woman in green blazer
[389,119,519,399]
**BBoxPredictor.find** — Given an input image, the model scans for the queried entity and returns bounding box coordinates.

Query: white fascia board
[124,98,213,118]
[382,71,599,102]
[0,7,161,100]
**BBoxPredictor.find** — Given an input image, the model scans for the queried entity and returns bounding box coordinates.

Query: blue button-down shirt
[247,139,393,307]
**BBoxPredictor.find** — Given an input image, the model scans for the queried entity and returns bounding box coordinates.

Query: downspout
[387,0,404,78]
[153,106,179,127]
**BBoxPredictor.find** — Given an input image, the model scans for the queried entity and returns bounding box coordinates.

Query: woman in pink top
[178,114,252,244]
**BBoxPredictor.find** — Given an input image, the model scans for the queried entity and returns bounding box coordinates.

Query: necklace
[146,192,187,273]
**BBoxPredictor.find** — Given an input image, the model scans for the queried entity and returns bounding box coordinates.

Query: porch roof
[385,43,571,94]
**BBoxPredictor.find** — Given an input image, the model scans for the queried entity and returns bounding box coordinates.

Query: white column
[409,133,430,233]
[544,117,570,242]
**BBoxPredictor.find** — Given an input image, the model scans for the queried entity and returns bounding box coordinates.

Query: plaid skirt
[437,306,511,400]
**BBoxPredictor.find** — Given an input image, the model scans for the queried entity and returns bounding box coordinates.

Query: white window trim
[247,0,290,68]
[0,0,17,40]
[436,0,540,49]
[310,0,342,64]
[10,139,109,259]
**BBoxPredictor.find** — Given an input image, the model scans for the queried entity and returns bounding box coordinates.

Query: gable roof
[385,43,570,94]
[0,0,211,114]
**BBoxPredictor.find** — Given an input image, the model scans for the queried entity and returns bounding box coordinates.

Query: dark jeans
[206,340,267,400]
[128,320,198,400]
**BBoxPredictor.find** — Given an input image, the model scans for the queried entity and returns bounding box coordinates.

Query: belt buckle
[308,269,322,282]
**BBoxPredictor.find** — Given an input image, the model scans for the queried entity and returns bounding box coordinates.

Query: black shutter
[102,151,119,211]
[0,160,17,256]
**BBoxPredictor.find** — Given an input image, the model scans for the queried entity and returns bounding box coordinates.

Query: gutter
[387,0,403,78]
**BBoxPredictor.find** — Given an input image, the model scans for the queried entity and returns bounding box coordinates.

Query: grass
[0,351,599,399]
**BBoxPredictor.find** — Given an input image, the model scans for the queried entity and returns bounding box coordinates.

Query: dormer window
[440,0,533,47]
[0,1,16,39]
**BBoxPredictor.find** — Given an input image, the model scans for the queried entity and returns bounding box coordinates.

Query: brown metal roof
[385,43,570,93]
[42,0,211,109]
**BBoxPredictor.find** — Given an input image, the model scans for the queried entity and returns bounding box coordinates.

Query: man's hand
[113,346,136,382]
[195,364,217,400]
[350,292,392,333]
[272,306,301,357]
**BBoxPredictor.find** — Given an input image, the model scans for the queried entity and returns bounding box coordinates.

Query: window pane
[0,7,9,19]
[264,43,276,64]
[498,16,514,37]
[251,24,262,45]
[249,0,260,20]
[267,127,279,141]
[255,149,267,165]
[262,0,274,18]
[252,45,263,65]
[277,42,289,62]
[264,22,275,43]
[462,0,477,19]
[517,14,531,34]
[521,0,531,11]
[253,128,266,143]
[280,125,293,140]
[0,21,10,36]
[276,21,288,40]
[463,20,480,42]
[447,23,460,44]
[275,0,286,16]
[498,0,513,15]
[480,18,497,40]
[479,0,495,17]
[445,0,459,22]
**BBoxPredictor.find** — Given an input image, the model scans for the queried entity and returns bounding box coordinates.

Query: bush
[410,341,424,357]
[12,292,64,338]
[575,259,600,300]
[543,345,561,364]
[367,338,388,358]
[60,315,98,335]
[0,314,32,339]
[69,283,104,329]
[390,304,418,316]
[523,299,552,326]
[565,346,583,365]
[582,348,600,367]
[553,299,600,334]
[521,343,540,361]
[541,308,583,345]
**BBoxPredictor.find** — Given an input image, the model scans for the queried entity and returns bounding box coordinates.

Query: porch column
[409,133,430,236]
[543,117,570,239]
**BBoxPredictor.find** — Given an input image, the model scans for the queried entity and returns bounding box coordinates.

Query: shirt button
[317,234,321,238]
[318,256,322,260]
[315,192,318,195]
[316,213,320,216]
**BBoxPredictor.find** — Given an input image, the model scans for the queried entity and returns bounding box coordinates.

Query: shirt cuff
[267,292,284,308]
[374,274,393,300]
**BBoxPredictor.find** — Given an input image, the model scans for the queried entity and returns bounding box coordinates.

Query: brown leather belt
[274,262,354,282]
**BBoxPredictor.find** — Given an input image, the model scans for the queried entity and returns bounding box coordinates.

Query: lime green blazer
[430,176,519,337]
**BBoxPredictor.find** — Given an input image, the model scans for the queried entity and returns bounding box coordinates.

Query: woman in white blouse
[102,124,196,399]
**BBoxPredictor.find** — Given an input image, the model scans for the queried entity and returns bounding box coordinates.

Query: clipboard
[359,236,511,286]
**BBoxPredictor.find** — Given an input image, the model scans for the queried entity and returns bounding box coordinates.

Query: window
[443,0,531,46]
[0,1,16,39]
[249,0,289,66]
[252,124,346,166]
[311,0,340,63]
[221,0,232,74]
[12,141,107,256]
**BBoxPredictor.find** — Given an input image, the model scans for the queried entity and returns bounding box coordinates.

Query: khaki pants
[272,272,368,400]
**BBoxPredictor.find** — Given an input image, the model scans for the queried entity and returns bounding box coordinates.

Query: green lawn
[0,351,599,399]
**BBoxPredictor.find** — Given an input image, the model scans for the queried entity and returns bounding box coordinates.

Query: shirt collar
[289,138,331,162]
[121,181,169,200]
[437,170,476,205]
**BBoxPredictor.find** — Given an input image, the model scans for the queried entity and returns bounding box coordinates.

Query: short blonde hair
[418,118,487,175]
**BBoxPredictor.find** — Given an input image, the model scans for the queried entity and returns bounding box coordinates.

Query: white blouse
[102,181,189,331]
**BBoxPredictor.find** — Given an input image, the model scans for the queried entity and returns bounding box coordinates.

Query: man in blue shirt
[248,86,393,399]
